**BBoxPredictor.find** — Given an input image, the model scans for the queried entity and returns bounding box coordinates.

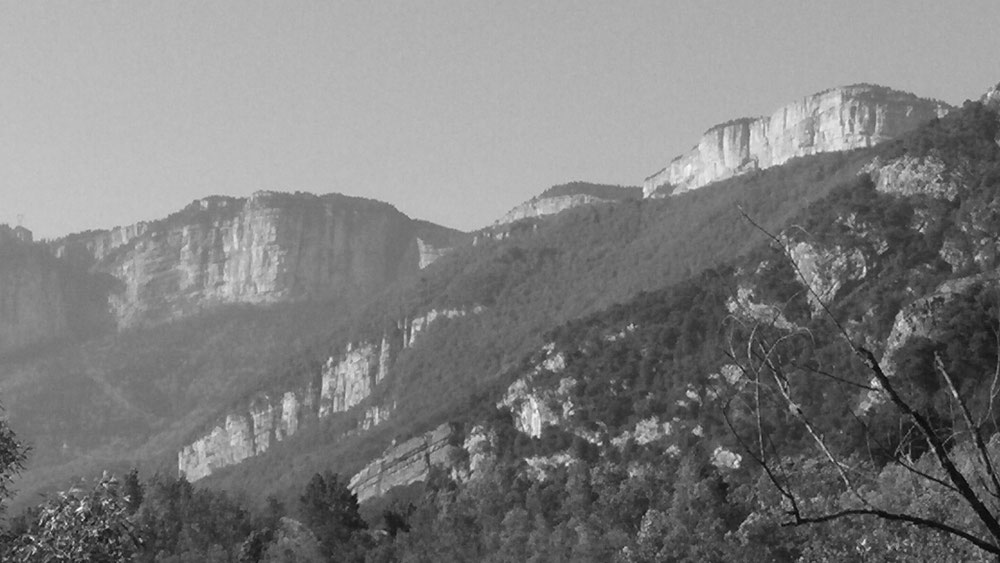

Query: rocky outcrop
[178,334,390,481]
[785,239,868,314]
[348,423,458,503]
[864,155,959,200]
[494,183,641,226]
[54,191,465,328]
[0,230,69,354]
[177,304,483,481]
[857,273,996,413]
[982,82,1000,110]
[496,194,610,225]
[643,85,951,197]
[403,306,484,348]
[726,284,799,330]
[318,342,386,418]
[499,344,573,438]
[882,274,994,369]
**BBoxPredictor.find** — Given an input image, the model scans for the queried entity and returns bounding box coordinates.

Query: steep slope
[643,84,951,197]
[187,91,1000,524]
[325,99,1000,560]
[185,140,879,501]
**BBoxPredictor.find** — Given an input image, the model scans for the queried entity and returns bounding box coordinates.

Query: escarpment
[0,226,69,354]
[494,183,641,226]
[53,191,465,328]
[177,305,484,481]
[643,85,951,197]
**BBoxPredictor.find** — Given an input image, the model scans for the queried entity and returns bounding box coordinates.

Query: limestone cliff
[177,305,484,481]
[0,227,69,354]
[177,333,388,481]
[643,85,951,197]
[55,191,466,328]
[494,182,641,226]
[348,423,458,503]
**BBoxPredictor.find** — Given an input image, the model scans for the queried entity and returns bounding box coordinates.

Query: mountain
[322,93,1000,561]
[643,84,951,197]
[5,80,1000,560]
[51,191,465,329]
[0,192,465,511]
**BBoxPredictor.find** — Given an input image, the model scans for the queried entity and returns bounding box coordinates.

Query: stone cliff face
[495,194,614,226]
[348,423,458,503]
[494,183,641,226]
[178,334,388,481]
[55,191,465,328]
[643,85,951,197]
[0,228,70,354]
[177,305,483,481]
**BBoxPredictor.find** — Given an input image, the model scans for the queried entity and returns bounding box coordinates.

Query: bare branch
[788,509,1000,556]
[858,347,1000,543]
[935,353,1000,500]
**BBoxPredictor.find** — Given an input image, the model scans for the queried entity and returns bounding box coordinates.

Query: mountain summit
[643,84,951,197]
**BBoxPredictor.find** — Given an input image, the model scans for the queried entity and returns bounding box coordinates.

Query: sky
[2,1,999,239]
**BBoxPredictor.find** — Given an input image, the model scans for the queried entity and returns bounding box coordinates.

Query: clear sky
[2,1,999,238]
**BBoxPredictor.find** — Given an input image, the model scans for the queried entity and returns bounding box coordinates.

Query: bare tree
[724,209,1000,558]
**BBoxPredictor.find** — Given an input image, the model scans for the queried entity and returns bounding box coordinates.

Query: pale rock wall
[0,241,69,354]
[178,413,256,482]
[726,284,797,330]
[177,303,480,481]
[415,238,451,269]
[495,194,610,226]
[403,305,485,348]
[463,425,495,479]
[348,423,457,503]
[643,85,951,197]
[882,274,992,370]
[55,191,461,328]
[499,345,572,438]
[179,335,393,481]
[785,240,867,315]
[319,343,381,418]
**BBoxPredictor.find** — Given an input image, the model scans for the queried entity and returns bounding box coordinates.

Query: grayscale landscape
[2,2,1000,561]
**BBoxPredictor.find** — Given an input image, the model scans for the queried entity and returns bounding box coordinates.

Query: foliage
[5,473,139,562]
[299,472,368,561]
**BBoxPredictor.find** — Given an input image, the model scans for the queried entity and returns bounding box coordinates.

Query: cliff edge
[643,84,951,197]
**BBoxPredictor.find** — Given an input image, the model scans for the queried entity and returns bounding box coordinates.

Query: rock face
[348,423,458,503]
[643,85,951,197]
[499,344,574,438]
[882,274,993,371]
[177,305,483,481]
[494,183,641,226]
[864,155,959,200]
[785,239,868,315]
[54,191,465,328]
[318,342,387,418]
[0,227,70,354]
[178,335,388,481]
